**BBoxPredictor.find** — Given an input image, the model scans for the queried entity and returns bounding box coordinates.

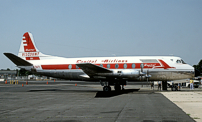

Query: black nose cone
[195,69,201,77]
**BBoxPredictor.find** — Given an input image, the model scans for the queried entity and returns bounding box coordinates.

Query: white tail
[18,32,46,60]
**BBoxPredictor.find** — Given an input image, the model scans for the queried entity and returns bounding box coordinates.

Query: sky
[0,0,202,69]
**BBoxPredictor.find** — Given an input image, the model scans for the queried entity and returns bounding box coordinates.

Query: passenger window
[124,63,127,69]
[140,63,144,68]
[132,64,135,69]
[115,64,119,69]
[68,64,72,69]
[100,64,103,67]
[107,64,110,69]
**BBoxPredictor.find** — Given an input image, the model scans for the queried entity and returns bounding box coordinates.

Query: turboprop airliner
[4,32,195,92]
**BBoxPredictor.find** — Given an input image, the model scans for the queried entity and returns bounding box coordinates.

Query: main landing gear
[103,86,111,92]
[100,81,126,92]
[114,84,121,91]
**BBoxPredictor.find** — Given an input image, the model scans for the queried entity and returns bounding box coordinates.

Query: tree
[193,59,202,73]
[18,69,31,76]
[25,71,31,76]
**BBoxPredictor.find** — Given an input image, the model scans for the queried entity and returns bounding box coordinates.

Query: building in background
[0,70,17,80]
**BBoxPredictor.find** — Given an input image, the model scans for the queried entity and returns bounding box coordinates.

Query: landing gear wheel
[114,85,121,91]
[103,86,111,92]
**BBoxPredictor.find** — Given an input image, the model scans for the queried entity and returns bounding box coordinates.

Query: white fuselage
[23,55,194,81]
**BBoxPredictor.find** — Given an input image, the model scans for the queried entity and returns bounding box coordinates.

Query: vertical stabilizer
[18,32,46,60]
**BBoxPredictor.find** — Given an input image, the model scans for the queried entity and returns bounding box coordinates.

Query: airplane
[4,32,195,92]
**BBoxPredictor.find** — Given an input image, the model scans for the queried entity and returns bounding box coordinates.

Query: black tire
[188,84,190,88]
[103,86,111,92]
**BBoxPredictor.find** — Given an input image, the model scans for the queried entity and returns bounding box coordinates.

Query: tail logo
[22,32,36,52]
[19,32,40,60]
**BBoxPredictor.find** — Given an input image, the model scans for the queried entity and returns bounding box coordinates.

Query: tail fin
[18,32,46,60]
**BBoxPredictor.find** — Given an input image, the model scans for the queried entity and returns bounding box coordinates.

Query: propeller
[146,70,153,89]
[139,63,152,88]
[139,63,151,81]
[145,70,151,86]
[146,70,151,81]
[139,63,145,81]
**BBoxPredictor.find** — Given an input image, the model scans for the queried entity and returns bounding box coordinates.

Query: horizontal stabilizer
[76,63,112,77]
[4,53,33,66]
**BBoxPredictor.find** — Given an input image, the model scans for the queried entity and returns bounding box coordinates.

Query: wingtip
[4,52,14,56]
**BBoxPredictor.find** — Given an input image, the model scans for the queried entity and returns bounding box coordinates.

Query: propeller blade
[140,63,144,73]
[147,70,148,81]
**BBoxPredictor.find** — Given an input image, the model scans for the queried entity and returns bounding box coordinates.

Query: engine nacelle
[113,69,140,78]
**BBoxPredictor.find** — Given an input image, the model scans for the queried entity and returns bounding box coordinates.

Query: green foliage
[18,69,31,76]
[193,59,202,73]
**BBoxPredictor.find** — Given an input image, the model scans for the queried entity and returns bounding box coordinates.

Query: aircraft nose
[195,69,201,77]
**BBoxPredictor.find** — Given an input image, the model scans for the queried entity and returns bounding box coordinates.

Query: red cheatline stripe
[41,63,165,70]
[158,60,175,69]
[42,64,69,70]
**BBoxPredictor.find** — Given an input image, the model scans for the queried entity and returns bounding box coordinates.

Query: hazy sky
[0,0,202,69]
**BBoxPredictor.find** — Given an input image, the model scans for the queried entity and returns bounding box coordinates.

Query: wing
[76,63,112,77]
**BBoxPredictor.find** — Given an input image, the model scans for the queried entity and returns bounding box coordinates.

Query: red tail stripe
[23,32,37,52]
[26,57,40,60]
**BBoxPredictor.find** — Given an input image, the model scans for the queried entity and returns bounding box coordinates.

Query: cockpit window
[176,59,186,64]
[176,60,181,63]
[181,59,186,64]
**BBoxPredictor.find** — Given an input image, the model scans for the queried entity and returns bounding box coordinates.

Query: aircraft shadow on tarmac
[28,89,98,92]
[28,89,140,97]
[95,89,140,98]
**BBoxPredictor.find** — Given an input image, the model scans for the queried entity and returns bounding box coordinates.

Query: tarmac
[0,80,201,122]
[161,92,202,122]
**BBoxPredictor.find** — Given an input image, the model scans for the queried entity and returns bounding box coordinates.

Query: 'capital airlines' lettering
[101,59,128,63]
[77,60,97,63]
[22,52,39,57]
